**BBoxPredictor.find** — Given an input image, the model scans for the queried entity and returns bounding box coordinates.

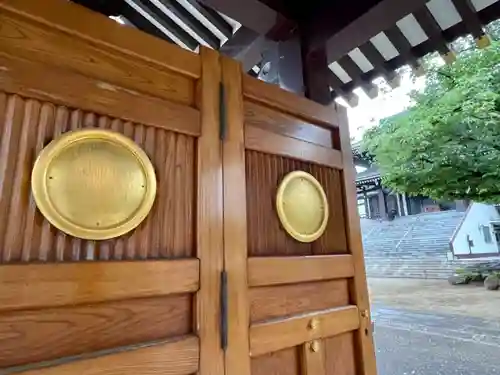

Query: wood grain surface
[250,306,360,357]
[251,347,299,375]
[246,150,347,256]
[245,125,342,169]
[0,12,195,106]
[221,56,252,375]
[15,336,199,375]
[301,341,326,375]
[195,47,224,375]
[243,75,338,129]
[249,279,350,323]
[248,255,354,286]
[0,0,200,78]
[0,260,199,311]
[0,295,192,368]
[244,101,333,148]
[324,333,357,375]
[0,54,201,136]
[0,93,195,262]
[337,105,378,375]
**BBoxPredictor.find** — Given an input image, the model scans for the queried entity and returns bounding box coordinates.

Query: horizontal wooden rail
[0,12,195,106]
[15,336,199,375]
[0,259,199,311]
[250,306,360,356]
[243,75,338,129]
[244,101,333,148]
[248,255,355,287]
[0,0,201,79]
[245,126,343,169]
[0,53,201,137]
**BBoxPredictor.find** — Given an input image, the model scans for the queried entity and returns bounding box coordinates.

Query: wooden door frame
[221,60,377,375]
[0,1,224,374]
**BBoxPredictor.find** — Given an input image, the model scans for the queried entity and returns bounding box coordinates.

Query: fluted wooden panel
[246,150,348,256]
[0,92,195,263]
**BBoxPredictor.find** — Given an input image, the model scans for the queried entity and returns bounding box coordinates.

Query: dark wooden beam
[328,71,359,107]
[451,0,484,38]
[301,42,331,105]
[152,0,221,49]
[384,25,423,75]
[71,0,123,16]
[185,0,233,39]
[337,55,378,99]
[319,0,429,63]
[338,0,500,94]
[200,0,282,35]
[451,0,491,47]
[357,42,400,88]
[121,2,175,44]
[219,26,267,71]
[124,0,199,50]
[413,6,455,64]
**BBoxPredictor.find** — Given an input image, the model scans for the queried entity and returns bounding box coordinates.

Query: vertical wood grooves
[0,92,195,263]
[246,150,348,256]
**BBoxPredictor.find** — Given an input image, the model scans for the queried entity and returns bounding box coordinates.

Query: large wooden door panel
[222,60,376,375]
[0,1,222,374]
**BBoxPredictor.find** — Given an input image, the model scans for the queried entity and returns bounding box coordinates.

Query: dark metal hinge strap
[220,270,228,350]
[219,82,226,141]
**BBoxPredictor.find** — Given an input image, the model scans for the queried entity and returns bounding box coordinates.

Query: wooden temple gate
[0,0,376,374]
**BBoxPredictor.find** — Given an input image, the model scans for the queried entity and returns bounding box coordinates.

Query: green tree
[363,41,500,203]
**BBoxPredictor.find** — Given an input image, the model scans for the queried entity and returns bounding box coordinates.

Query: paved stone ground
[373,305,500,375]
[368,278,500,320]
[369,278,500,375]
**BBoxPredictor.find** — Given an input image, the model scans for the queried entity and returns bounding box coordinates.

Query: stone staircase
[362,211,465,279]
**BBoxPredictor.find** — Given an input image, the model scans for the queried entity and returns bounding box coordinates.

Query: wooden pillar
[402,193,409,215]
[396,193,402,217]
[363,190,369,219]
[301,37,332,105]
[377,188,387,219]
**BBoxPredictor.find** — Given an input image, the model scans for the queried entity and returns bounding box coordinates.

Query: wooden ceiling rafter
[184,0,233,38]
[121,1,176,44]
[322,0,430,65]
[451,0,491,47]
[337,55,379,99]
[384,25,425,76]
[338,1,500,96]
[123,0,200,50]
[357,41,401,89]
[413,6,456,64]
[150,0,221,49]
[328,71,359,107]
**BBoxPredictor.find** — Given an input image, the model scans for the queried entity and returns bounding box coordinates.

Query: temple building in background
[352,143,457,220]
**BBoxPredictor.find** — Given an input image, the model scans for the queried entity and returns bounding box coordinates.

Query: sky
[342,69,426,141]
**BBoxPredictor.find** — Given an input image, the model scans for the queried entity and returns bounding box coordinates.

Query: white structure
[450,203,500,258]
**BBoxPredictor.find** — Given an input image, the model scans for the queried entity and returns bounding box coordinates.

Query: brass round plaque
[276,171,329,243]
[31,129,156,240]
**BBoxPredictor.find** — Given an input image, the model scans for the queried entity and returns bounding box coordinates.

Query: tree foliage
[363,41,500,203]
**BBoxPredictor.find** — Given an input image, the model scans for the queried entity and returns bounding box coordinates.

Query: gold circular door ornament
[31,129,157,240]
[276,171,329,243]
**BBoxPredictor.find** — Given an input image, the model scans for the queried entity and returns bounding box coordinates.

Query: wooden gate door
[0,1,224,374]
[221,57,377,375]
